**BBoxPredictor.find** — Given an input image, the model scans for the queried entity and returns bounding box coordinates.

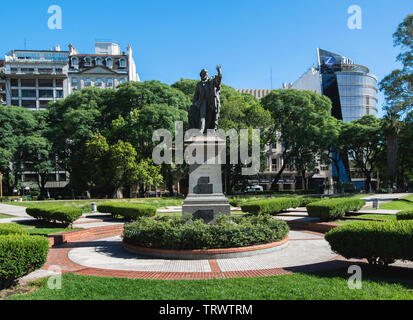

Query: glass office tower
[292,49,379,186]
[317,48,378,122]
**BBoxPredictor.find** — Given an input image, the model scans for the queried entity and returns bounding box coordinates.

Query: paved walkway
[0,204,29,217]
[39,229,349,280]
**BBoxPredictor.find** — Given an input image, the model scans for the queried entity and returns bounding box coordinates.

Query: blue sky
[1,0,412,116]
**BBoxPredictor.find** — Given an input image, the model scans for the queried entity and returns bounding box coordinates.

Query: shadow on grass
[288,260,413,291]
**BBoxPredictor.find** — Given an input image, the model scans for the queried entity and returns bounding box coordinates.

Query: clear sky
[1,0,412,116]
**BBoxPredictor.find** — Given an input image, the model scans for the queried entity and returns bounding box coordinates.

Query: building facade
[0,42,140,195]
[236,48,378,192]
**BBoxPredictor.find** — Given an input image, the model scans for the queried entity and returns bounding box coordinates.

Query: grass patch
[0,214,11,219]
[4,198,184,213]
[11,220,81,236]
[8,268,413,300]
[380,195,413,211]
[334,215,397,225]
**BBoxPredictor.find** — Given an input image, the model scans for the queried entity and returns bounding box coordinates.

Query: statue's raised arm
[214,65,222,88]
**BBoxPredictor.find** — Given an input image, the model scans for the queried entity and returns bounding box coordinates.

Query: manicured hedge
[123,215,289,250]
[0,224,26,236]
[26,206,83,226]
[0,234,50,289]
[306,198,365,221]
[325,221,413,266]
[396,210,413,221]
[298,198,321,207]
[240,198,301,215]
[97,203,157,220]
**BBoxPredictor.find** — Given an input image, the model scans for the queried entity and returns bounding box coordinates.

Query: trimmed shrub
[396,210,413,221]
[306,198,365,221]
[241,198,301,215]
[298,198,321,207]
[325,221,413,266]
[0,224,26,236]
[0,234,50,289]
[97,203,157,220]
[123,215,289,250]
[26,206,83,226]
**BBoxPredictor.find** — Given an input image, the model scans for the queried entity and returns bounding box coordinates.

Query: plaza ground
[0,193,412,300]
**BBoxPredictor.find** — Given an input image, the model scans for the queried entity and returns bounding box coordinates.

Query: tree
[382,111,401,189]
[340,115,383,192]
[379,14,413,115]
[0,106,45,195]
[260,89,335,190]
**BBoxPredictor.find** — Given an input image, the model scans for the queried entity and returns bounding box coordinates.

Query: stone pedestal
[182,135,230,223]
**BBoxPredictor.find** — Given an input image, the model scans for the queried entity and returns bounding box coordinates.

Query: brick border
[122,237,289,260]
[40,227,349,280]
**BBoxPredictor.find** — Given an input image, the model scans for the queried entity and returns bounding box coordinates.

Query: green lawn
[8,268,413,300]
[10,220,80,236]
[4,198,184,213]
[380,195,413,211]
[0,213,11,219]
[334,214,397,225]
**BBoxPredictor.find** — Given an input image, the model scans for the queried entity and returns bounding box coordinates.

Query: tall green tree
[379,14,413,115]
[260,89,335,190]
[340,115,383,192]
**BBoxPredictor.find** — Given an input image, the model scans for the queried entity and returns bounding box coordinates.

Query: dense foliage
[396,210,413,220]
[325,221,413,266]
[240,198,301,215]
[306,198,365,221]
[123,215,289,250]
[97,203,157,220]
[26,206,83,226]
[0,223,26,236]
[0,234,49,289]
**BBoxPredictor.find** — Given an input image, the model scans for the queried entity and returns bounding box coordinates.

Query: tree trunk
[387,132,398,189]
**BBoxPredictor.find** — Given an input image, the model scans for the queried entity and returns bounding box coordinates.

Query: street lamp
[0,172,3,198]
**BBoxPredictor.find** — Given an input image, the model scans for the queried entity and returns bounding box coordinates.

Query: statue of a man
[188,65,222,134]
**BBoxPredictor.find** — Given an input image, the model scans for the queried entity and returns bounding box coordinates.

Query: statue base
[182,135,230,224]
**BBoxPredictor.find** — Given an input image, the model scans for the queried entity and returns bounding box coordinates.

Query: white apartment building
[0,42,140,194]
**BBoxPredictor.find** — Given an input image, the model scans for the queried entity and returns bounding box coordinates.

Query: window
[39,90,53,98]
[106,58,113,68]
[71,57,79,67]
[119,78,127,84]
[38,68,52,74]
[38,79,53,87]
[11,79,19,86]
[95,79,102,87]
[84,57,91,66]
[106,78,113,87]
[56,79,64,88]
[11,89,19,97]
[56,68,63,74]
[71,78,78,87]
[21,79,36,87]
[21,100,36,109]
[85,78,91,87]
[56,90,64,98]
[95,57,102,66]
[39,100,51,108]
[59,173,67,182]
[22,90,36,98]
[11,100,19,106]
[21,68,34,74]
[11,68,19,73]
[119,58,126,68]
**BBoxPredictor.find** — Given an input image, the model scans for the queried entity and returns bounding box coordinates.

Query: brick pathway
[38,229,351,280]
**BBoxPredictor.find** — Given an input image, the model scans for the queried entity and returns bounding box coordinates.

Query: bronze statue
[188,65,222,134]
